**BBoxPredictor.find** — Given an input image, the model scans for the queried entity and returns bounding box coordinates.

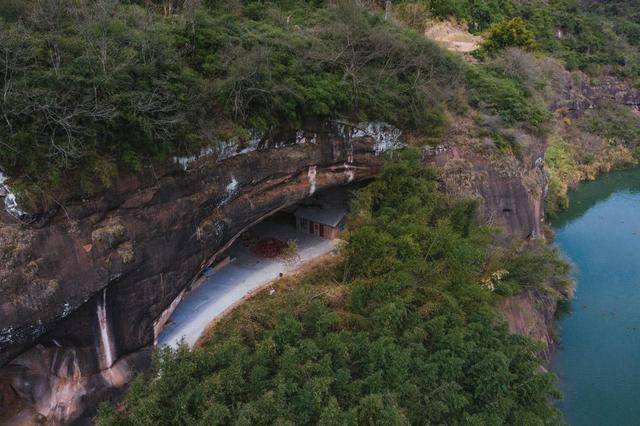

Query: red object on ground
[251,238,287,258]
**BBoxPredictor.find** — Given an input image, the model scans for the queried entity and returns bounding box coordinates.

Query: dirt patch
[250,237,288,258]
[424,21,482,54]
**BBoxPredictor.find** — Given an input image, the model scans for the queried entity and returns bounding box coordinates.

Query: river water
[551,167,640,425]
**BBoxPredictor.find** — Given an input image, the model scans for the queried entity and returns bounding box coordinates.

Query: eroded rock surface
[0,123,399,423]
[424,121,547,241]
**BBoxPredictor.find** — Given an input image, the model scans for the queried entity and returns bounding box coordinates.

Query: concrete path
[157,221,338,348]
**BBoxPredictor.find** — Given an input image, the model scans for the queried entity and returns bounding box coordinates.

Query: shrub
[394,1,431,32]
[0,0,464,194]
[466,67,550,131]
[423,0,640,84]
[544,136,577,215]
[480,17,535,54]
[0,1,204,191]
[577,105,640,149]
[428,0,515,32]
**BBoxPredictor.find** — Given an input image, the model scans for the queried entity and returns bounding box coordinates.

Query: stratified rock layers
[0,125,406,423]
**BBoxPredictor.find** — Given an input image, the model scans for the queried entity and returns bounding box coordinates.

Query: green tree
[481,17,536,54]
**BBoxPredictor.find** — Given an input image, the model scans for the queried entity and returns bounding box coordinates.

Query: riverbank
[545,119,640,217]
[496,240,574,361]
[500,160,640,365]
[511,122,640,362]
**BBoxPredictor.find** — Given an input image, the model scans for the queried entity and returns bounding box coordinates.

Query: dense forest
[3,0,640,197]
[97,152,571,425]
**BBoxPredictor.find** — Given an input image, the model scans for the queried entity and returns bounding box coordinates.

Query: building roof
[294,207,347,227]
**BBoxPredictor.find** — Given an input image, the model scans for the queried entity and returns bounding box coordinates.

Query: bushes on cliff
[543,106,640,216]
[0,0,465,193]
[195,1,463,132]
[7,0,635,196]
[479,18,535,55]
[577,105,640,150]
[1,0,592,196]
[2,0,640,198]
[97,152,563,425]
[0,0,205,191]
[544,136,579,216]
[428,0,515,32]
[466,66,550,131]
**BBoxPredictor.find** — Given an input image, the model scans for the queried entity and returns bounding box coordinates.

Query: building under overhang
[294,206,347,240]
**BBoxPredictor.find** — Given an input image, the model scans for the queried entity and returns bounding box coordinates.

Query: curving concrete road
[157,221,338,348]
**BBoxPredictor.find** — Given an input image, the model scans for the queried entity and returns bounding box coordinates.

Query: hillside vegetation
[2,1,626,422]
[97,152,570,425]
[1,0,566,197]
[544,105,640,215]
[398,0,640,80]
[1,0,459,192]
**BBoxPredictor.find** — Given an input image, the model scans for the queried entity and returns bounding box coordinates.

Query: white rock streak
[0,326,14,345]
[219,176,239,207]
[173,133,263,171]
[295,130,318,145]
[345,165,355,183]
[173,146,215,170]
[96,288,115,369]
[173,121,401,171]
[307,165,317,195]
[0,170,25,218]
[349,121,403,155]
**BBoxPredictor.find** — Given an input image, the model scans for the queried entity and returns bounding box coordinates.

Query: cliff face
[423,70,640,359]
[0,123,399,423]
[500,286,567,361]
[551,73,640,117]
[424,118,547,241]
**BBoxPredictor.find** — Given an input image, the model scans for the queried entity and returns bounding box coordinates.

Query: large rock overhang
[0,122,403,422]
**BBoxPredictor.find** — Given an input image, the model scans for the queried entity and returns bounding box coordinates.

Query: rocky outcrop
[500,288,563,361]
[0,123,400,423]
[423,121,547,241]
[551,72,640,117]
[421,70,640,359]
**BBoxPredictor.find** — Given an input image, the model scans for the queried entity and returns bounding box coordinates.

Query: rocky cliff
[423,68,640,361]
[423,122,546,241]
[0,123,399,423]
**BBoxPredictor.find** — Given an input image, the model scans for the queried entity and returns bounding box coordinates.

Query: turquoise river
[551,167,640,425]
